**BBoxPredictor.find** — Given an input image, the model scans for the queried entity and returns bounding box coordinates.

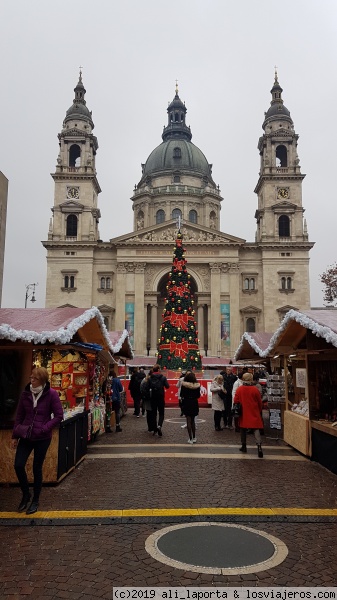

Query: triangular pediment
[97,304,113,312]
[240,305,262,314]
[109,219,246,246]
[270,200,297,211]
[57,303,77,308]
[59,200,84,211]
[277,304,299,314]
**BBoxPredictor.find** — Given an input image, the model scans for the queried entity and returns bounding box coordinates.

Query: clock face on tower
[67,187,79,200]
[277,188,289,200]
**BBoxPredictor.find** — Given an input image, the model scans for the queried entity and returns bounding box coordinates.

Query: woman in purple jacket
[11,367,63,514]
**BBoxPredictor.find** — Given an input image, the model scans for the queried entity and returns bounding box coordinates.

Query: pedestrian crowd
[126,364,266,458]
[10,363,266,514]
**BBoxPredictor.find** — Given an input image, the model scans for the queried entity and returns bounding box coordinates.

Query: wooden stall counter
[284,410,311,457]
[311,420,337,475]
[0,410,88,485]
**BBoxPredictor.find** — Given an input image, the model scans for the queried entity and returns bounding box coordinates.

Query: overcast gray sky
[1,0,336,309]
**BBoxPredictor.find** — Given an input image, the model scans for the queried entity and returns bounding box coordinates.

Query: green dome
[142,139,213,179]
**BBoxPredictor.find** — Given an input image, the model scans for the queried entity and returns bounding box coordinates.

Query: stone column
[150,304,158,353]
[197,304,204,351]
[228,263,240,357]
[115,263,127,331]
[210,263,221,356]
[134,263,146,355]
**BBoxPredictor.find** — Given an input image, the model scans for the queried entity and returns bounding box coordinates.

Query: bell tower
[254,70,307,244]
[48,70,101,243]
[253,71,314,331]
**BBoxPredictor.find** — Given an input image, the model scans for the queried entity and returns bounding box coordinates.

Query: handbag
[232,402,242,417]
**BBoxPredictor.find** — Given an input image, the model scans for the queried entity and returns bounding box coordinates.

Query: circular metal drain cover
[145,523,288,574]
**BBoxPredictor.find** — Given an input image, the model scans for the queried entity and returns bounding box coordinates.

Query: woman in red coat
[234,372,264,457]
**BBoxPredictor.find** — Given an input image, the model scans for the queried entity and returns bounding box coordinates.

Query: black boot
[239,444,247,453]
[116,425,122,432]
[26,499,39,515]
[257,444,263,458]
[18,493,31,513]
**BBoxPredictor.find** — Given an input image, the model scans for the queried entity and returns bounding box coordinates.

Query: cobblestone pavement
[0,408,336,598]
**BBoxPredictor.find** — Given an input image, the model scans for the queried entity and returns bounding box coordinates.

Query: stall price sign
[269,408,281,430]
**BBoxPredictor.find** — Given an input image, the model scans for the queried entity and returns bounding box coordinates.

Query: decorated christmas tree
[157,229,201,371]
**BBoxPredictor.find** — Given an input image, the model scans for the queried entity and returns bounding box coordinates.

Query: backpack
[149,375,164,398]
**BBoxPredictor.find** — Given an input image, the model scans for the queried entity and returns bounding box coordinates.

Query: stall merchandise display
[266,374,285,403]
[33,349,108,436]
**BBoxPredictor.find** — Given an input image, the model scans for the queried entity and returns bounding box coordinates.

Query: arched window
[276,145,287,167]
[281,277,286,289]
[66,214,78,237]
[287,277,292,290]
[173,175,180,183]
[244,278,249,290]
[69,144,81,167]
[173,147,181,158]
[172,208,182,221]
[64,275,75,289]
[189,210,197,224]
[100,277,105,289]
[250,278,255,290]
[156,209,165,224]
[106,277,111,289]
[279,215,290,237]
[246,318,256,332]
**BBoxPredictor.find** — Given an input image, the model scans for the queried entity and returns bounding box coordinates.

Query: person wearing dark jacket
[149,364,169,437]
[111,371,124,432]
[220,366,237,429]
[180,372,201,444]
[128,367,144,417]
[11,367,63,514]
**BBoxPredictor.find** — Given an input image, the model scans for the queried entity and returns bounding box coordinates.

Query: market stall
[234,309,337,474]
[0,307,117,483]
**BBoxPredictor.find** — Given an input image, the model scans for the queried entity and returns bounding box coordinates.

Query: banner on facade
[220,303,230,352]
[125,302,134,348]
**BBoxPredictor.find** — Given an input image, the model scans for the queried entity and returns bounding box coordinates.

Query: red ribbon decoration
[174,260,184,270]
[172,285,185,297]
[170,312,189,330]
[169,340,189,358]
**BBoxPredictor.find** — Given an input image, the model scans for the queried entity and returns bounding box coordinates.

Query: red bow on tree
[170,340,189,358]
[170,313,189,330]
[174,260,184,270]
[172,285,185,297]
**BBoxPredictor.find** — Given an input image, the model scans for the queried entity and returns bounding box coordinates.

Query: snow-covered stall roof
[234,309,337,360]
[107,330,133,360]
[0,307,114,354]
[234,332,273,361]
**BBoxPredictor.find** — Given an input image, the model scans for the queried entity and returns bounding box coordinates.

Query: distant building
[0,172,8,306]
[43,72,314,358]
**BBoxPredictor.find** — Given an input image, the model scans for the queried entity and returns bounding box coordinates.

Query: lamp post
[24,283,38,308]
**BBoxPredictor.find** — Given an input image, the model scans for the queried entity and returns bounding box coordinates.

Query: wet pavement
[0,407,336,598]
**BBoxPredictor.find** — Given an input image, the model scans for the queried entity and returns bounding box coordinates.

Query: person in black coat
[180,372,201,444]
[128,367,144,417]
[220,366,237,429]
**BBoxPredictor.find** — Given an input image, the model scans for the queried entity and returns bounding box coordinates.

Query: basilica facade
[43,73,314,358]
